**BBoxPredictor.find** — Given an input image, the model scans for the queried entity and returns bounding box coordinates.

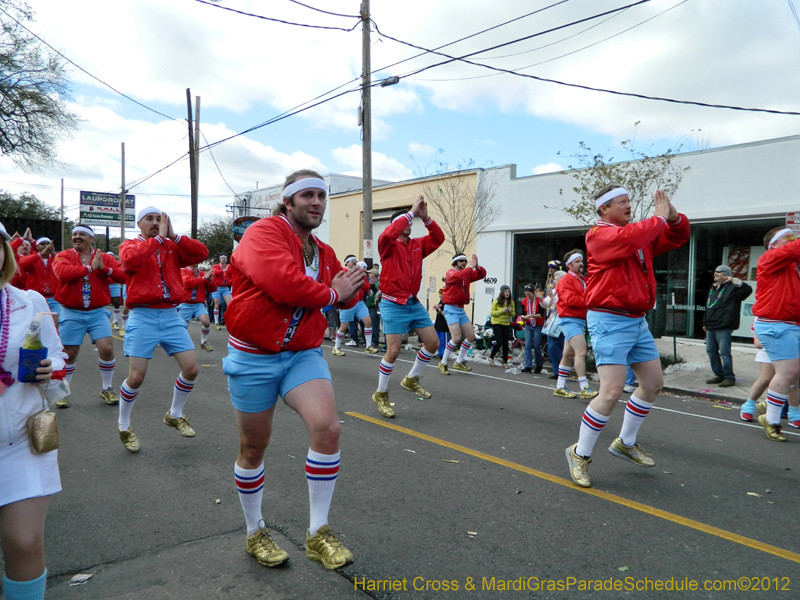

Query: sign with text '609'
[79,191,135,227]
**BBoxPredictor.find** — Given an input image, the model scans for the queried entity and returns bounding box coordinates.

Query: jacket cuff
[328,288,339,306]
[424,217,434,226]
[668,215,683,227]
[174,234,183,243]
[154,235,164,244]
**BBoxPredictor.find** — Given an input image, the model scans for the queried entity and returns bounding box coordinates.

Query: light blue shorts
[444,305,470,326]
[381,297,433,335]
[753,321,800,362]
[109,284,122,298]
[122,285,127,301]
[560,317,586,341]
[177,303,209,322]
[123,307,194,359]
[46,297,62,316]
[587,311,659,367]
[59,307,113,346]
[224,346,331,413]
[211,286,231,300]
[339,300,369,323]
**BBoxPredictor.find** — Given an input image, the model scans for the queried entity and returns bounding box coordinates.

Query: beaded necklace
[706,283,727,309]
[301,237,319,271]
[0,288,14,388]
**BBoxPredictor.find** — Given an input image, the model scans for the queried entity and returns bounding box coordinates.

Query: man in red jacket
[437,253,486,375]
[116,207,209,453]
[52,225,127,408]
[565,187,689,488]
[211,254,232,330]
[752,227,800,442]
[178,265,216,352]
[222,170,363,571]
[18,236,61,326]
[372,195,445,418]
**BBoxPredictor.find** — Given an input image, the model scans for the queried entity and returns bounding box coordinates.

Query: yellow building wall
[326,172,480,315]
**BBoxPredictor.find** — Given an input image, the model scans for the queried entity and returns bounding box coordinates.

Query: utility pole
[186,89,198,238]
[194,95,201,234]
[361,0,373,268]
[60,178,64,249]
[120,142,126,241]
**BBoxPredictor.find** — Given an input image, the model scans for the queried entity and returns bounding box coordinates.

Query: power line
[282,0,360,19]
[200,131,244,199]
[192,0,361,32]
[375,4,800,116]
[789,0,800,33]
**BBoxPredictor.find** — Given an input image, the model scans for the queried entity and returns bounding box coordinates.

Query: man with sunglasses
[703,265,752,388]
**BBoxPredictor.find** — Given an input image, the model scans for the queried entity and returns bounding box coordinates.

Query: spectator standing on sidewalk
[365,268,381,348]
[488,285,515,368]
[521,284,545,373]
[703,265,752,388]
[542,260,564,379]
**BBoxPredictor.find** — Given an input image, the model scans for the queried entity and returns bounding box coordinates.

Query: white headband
[595,187,628,209]
[137,207,161,222]
[452,254,467,265]
[73,225,94,236]
[36,237,51,245]
[219,254,228,259]
[769,228,794,248]
[282,178,326,199]
[566,252,583,265]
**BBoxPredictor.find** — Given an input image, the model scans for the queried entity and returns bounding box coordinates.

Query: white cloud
[409,142,436,156]
[532,163,564,175]
[331,145,415,181]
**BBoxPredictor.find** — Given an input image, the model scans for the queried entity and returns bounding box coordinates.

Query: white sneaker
[345,340,358,347]
[623,384,636,393]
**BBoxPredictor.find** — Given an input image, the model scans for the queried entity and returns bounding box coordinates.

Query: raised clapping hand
[159,213,170,238]
[91,249,103,271]
[653,190,671,221]
[470,254,478,268]
[35,358,53,383]
[24,227,34,242]
[331,265,367,305]
[43,242,55,258]
[412,194,429,221]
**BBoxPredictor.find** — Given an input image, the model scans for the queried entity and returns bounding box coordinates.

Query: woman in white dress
[0,222,66,600]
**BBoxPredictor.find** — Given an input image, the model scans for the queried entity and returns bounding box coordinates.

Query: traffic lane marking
[346,411,800,565]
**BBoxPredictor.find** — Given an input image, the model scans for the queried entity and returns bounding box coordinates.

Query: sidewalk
[655,337,757,404]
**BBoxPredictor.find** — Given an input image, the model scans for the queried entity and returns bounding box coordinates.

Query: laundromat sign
[786,212,800,236]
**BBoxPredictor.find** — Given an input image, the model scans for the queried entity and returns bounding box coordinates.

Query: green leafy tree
[197,215,233,263]
[0,0,78,171]
[553,125,691,227]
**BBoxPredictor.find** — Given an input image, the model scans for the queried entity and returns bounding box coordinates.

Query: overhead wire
[282,0,361,19]
[192,0,361,32]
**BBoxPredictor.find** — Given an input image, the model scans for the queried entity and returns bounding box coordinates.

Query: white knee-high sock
[213,309,220,324]
[334,331,344,350]
[364,327,373,347]
[65,363,76,386]
[766,389,787,425]
[306,449,340,536]
[235,462,265,536]
[618,394,653,446]
[170,374,196,418]
[408,348,434,377]
[557,364,571,389]
[576,406,609,457]
[118,381,139,430]
[456,340,472,363]
[441,339,457,363]
[378,360,394,392]
[200,327,210,344]
[99,359,115,389]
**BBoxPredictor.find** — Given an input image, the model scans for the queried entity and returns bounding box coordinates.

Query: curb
[662,385,745,405]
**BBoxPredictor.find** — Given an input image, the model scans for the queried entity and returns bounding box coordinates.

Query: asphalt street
[7,324,800,600]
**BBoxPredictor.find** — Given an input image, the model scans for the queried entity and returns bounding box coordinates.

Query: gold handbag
[27,386,59,454]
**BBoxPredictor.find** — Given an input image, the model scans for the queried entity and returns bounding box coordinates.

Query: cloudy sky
[2,0,799,235]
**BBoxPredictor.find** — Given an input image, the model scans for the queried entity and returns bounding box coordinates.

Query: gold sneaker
[553,387,578,398]
[112,322,120,330]
[364,346,378,354]
[579,387,599,399]
[757,415,786,442]
[119,428,140,453]
[99,388,119,405]
[565,443,591,488]
[451,361,472,373]
[215,324,222,331]
[305,525,354,570]
[438,360,450,375]
[164,412,196,437]
[199,342,214,352]
[756,401,766,415]
[331,348,345,356]
[56,396,70,409]
[401,375,431,398]
[119,328,125,336]
[608,437,655,467]
[246,527,290,567]
[372,389,395,418]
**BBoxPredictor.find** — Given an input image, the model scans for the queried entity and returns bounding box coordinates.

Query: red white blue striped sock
[378,360,394,392]
[766,389,788,425]
[619,394,653,446]
[200,327,210,344]
[457,340,472,363]
[334,331,344,350]
[65,363,76,386]
[364,327,373,347]
[99,359,115,389]
[118,381,140,430]
[442,340,457,363]
[170,373,196,418]
[578,376,589,391]
[409,348,434,377]
[113,308,120,324]
[213,309,220,324]
[576,406,610,457]
[122,313,129,328]
[557,364,571,389]
[306,449,340,536]
[234,462,265,536]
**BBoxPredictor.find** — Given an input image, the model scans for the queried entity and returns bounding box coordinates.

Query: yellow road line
[346,411,800,565]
